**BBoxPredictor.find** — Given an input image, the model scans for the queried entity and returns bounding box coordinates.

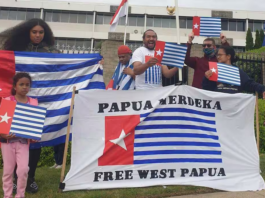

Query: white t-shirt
[132,47,162,90]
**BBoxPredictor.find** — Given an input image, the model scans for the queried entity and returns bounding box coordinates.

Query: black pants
[54,143,65,165]
[14,148,41,180]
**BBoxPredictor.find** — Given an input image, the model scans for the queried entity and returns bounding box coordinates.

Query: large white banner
[63,85,265,192]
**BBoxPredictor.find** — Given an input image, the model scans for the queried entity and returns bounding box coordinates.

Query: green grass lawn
[0,155,264,198]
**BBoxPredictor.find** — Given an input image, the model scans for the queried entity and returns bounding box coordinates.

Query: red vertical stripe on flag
[106,79,115,90]
[209,62,218,82]
[193,17,201,36]
[154,41,166,65]
[0,99,16,135]
[98,115,140,166]
[0,51,16,98]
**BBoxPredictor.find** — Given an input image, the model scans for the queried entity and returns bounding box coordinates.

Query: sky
[25,0,265,12]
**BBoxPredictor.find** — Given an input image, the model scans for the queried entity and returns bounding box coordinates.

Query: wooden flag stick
[59,86,76,191]
[255,92,260,154]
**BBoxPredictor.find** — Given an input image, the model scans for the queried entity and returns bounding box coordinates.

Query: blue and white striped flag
[106,60,135,90]
[0,99,46,141]
[11,102,47,140]
[209,62,241,86]
[155,41,188,68]
[135,108,221,164]
[193,17,221,37]
[0,51,105,148]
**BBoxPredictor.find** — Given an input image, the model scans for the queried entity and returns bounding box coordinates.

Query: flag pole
[59,86,76,192]
[175,0,182,82]
[123,0,129,45]
[255,92,260,154]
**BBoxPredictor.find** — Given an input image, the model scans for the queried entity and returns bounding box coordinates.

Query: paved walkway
[168,191,265,198]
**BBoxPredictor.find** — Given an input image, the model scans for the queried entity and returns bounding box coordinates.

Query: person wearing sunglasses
[202,46,265,98]
[185,32,229,89]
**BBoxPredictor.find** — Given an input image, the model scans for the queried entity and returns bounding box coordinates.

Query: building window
[55,38,92,49]
[95,13,113,25]
[179,17,192,29]
[221,19,245,32]
[0,7,40,20]
[147,15,176,28]
[44,10,93,24]
[126,41,143,52]
[117,15,144,26]
[248,20,264,32]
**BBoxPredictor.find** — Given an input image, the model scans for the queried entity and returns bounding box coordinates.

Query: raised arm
[185,32,198,69]
[220,33,229,46]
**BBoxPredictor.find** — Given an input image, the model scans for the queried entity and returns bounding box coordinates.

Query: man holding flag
[185,32,229,89]
[106,45,135,90]
[132,29,179,90]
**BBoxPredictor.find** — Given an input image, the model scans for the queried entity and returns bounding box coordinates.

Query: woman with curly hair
[3,18,58,53]
[2,18,60,195]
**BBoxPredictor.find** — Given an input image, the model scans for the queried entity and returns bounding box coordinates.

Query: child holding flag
[0,72,38,198]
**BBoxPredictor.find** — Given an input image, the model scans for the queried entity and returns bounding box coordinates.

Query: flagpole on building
[59,86,76,192]
[175,0,182,82]
[123,0,129,45]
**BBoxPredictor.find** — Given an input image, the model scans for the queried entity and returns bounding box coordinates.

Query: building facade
[0,0,265,52]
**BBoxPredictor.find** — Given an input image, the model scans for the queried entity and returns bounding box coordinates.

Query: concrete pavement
[168,191,265,198]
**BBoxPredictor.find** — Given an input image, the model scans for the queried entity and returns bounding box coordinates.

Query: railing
[55,44,101,54]
[237,53,265,85]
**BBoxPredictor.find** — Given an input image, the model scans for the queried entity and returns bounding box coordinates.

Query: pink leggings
[1,142,29,198]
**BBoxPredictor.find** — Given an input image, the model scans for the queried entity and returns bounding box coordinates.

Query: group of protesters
[0,16,265,198]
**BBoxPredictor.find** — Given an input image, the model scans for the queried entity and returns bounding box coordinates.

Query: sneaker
[26,178,38,194]
[55,165,62,169]
[13,179,17,194]
[49,163,58,169]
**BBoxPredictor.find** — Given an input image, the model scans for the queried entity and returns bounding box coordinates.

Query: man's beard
[145,41,156,50]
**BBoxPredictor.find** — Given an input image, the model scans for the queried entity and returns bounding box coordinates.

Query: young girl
[0,72,38,198]
[202,45,265,99]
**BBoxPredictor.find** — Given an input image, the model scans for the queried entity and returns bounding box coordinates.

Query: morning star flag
[193,17,221,37]
[106,60,135,90]
[154,41,187,68]
[109,0,128,32]
[0,50,105,147]
[63,85,264,192]
[0,99,46,140]
[209,62,241,86]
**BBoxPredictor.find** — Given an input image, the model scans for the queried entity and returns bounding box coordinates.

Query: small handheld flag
[193,17,221,37]
[0,98,46,140]
[209,62,241,86]
[154,41,187,68]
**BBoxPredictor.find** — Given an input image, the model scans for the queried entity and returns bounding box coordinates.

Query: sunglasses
[202,44,212,48]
